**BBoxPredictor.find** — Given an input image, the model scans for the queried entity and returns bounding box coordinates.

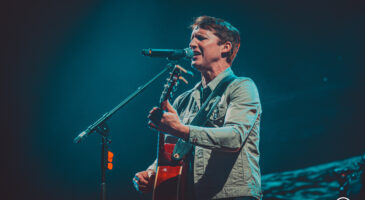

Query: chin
[191,62,202,71]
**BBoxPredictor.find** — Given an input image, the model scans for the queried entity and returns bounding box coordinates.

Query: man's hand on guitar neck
[133,169,156,193]
[148,100,190,140]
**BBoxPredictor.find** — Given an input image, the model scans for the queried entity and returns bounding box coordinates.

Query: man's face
[189,27,223,71]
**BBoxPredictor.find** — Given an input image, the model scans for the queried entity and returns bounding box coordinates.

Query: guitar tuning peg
[179,76,188,84]
[175,65,194,77]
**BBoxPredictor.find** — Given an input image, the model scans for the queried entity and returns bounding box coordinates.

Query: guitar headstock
[159,65,192,104]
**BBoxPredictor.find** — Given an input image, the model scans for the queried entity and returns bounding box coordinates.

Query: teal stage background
[2,0,364,199]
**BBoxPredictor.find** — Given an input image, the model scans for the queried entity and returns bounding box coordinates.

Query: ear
[221,41,232,54]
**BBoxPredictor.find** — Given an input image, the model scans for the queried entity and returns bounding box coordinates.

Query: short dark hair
[190,16,241,64]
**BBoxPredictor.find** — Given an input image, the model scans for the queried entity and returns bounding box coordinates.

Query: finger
[139,185,149,190]
[148,121,158,130]
[141,171,150,179]
[135,175,149,187]
[147,109,158,119]
[163,100,177,114]
[135,173,142,181]
[149,107,159,114]
[133,177,140,186]
[133,179,138,186]
[148,108,158,118]
[133,180,148,191]
[139,183,153,190]
[133,177,144,185]
[160,100,168,110]
[147,170,155,178]
[134,175,139,182]
[138,177,148,185]
[133,179,140,192]
[148,108,163,124]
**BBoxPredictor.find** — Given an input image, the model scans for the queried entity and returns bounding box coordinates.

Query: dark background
[1,0,364,199]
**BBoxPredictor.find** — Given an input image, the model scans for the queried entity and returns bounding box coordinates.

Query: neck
[201,62,230,87]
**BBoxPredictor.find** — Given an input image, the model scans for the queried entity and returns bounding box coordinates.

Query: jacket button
[174,153,180,159]
[197,150,202,158]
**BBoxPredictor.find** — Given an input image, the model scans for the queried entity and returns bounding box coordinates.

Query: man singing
[133,16,262,200]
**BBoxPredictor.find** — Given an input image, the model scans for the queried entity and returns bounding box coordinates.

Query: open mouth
[192,51,201,60]
[193,51,201,56]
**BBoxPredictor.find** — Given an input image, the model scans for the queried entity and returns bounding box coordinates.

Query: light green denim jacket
[148,68,262,199]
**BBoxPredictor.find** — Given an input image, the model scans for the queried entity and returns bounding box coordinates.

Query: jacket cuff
[146,159,157,171]
[188,125,206,145]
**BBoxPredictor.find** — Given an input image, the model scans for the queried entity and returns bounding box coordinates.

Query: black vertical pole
[97,123,110,200]
[101,135,107,200]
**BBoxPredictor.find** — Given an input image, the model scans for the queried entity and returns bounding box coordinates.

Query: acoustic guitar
[152,65,189,200]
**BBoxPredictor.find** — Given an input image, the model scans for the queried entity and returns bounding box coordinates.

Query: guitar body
[153,142,187,200]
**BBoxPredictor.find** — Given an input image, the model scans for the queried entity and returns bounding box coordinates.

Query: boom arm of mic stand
[73,63,174,143]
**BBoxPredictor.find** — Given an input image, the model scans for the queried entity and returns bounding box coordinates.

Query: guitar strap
[171,74,237,161]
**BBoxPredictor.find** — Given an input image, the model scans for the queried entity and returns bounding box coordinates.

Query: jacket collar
[193,67,235,91]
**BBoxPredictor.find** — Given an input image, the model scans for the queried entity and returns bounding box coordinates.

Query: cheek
[204,47,220,59]
[206,43,220,54]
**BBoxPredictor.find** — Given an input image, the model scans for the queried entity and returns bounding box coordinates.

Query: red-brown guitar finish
[152,66,188,200]
[153,143,187,200]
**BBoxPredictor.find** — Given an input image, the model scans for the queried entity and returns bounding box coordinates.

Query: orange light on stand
[107,163,113,170]
[107,151,114,170]
[108,151,114,162]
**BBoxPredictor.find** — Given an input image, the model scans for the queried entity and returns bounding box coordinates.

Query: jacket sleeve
[188,78,261,152]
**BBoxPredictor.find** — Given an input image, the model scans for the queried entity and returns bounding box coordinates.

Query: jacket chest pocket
[207,104,226,127]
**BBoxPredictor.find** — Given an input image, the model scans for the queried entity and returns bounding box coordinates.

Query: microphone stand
[73,63,176,200]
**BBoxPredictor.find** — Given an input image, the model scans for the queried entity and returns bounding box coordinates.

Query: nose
[189,38,198,50]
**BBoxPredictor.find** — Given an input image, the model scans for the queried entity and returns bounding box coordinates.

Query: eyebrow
[191,32,207,40]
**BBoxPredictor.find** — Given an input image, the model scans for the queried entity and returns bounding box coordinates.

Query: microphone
[142,48,193,60]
